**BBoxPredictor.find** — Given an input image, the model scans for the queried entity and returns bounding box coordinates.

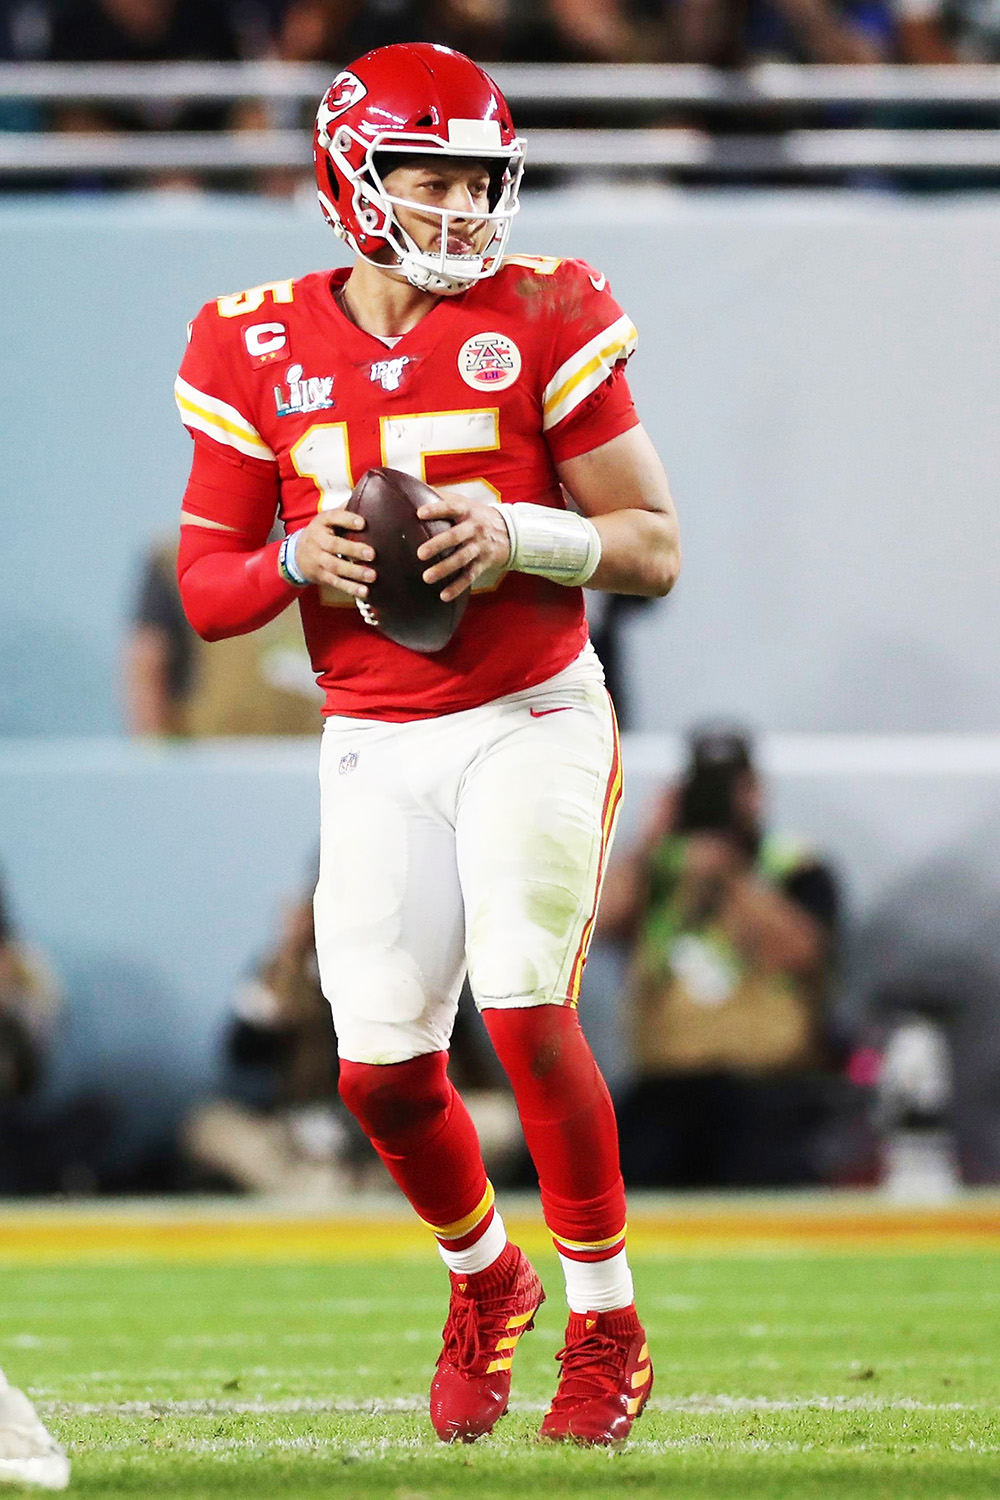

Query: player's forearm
[587,508,681,596]
[556,425,680,595]
[178,527,298,641]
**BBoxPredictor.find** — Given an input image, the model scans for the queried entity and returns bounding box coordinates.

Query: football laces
[355,598,378,628]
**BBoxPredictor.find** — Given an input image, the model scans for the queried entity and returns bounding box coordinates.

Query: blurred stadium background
[0,12,998,1491]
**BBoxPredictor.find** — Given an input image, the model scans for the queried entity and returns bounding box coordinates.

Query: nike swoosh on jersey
[529,706,573,717]
[589,272,607,292]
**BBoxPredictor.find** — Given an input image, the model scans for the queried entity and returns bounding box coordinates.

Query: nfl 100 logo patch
[457,332,522,392]
[370,356,410,392]
[338,751,358,775]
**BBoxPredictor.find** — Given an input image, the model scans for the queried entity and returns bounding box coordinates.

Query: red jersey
[175,255,639,720]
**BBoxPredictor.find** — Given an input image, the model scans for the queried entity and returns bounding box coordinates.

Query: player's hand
[292,509,376,599]
[415,493,512,602]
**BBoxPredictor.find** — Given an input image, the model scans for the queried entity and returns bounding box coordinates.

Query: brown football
[345,467,468,654]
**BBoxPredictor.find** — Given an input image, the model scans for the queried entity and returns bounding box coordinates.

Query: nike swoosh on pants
[529,706,573,718]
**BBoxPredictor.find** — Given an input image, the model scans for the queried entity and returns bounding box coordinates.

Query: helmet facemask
[319,121,525,295]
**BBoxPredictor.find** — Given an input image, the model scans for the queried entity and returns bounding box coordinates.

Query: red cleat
[538,1305,653,1446]
[430,1243,545,1443]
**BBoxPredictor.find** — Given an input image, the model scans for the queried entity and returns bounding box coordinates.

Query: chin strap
[399,253,486,295]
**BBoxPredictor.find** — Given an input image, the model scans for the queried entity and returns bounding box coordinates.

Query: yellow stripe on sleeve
[173,376,275,461]
[542,315,638,431]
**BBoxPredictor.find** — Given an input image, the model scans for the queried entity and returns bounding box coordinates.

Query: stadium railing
[1,62,1000,177]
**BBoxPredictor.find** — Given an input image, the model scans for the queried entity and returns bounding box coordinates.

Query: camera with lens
[675,728,753,836]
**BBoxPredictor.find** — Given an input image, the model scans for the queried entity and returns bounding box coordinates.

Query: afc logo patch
[457,332,522,392]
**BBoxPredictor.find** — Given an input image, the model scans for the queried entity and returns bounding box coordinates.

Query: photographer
[0,867,68,1195]
[600,727,841,1188]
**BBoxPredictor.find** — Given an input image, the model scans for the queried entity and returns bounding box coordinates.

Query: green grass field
[1,1250,998,1499]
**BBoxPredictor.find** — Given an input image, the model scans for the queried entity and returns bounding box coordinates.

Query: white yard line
[37,1394,989,1418]
[55,1435,1000,1457]
[648,1394,985,1412]
[42,1397,428,1416]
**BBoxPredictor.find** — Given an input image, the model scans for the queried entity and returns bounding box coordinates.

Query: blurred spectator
[887,0,1000,191]
[46,0,242,130]
[1,1,49,132]
[123,538,322,736]
[858,870,1000,1185]
[735,0,891,62]
[894,0,1000,60]
[182,888,359,1197]
[544,0,668,59]
[0,873,60,1111]
[0,864,112,1194]
[182,884,521,1196]
[545,0,891,63]
[600,725,844,1188]
[269,0,508,68]
[268,0,420,67]
[426,0,512,56]
[42,0,253,190]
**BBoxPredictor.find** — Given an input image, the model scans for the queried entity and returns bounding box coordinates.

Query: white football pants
[314,647,622,1064]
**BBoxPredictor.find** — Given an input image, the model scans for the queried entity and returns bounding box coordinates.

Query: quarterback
[175,42,680,1446]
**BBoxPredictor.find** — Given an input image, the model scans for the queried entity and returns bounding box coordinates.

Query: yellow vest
[630,834,824,1077]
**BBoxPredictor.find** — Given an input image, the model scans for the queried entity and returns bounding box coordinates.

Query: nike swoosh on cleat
[589,272,607,292]
[529,706,573,717]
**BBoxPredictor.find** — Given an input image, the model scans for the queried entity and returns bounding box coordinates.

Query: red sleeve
[178,528,298,642]
[178,440,298,642]
[544,362,639,465]
[181,433,279,541]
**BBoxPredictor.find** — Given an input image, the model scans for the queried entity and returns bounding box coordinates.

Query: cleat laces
[547,1331,627,1411]
[441,1291,516,1376]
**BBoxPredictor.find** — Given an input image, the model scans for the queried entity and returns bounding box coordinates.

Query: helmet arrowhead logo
[321,71,367,128]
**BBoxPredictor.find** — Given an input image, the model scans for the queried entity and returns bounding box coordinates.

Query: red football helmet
[313,43,526,295]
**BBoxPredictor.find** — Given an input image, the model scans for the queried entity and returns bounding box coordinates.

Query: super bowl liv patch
[457,332,522,392]
[274,363,335,416]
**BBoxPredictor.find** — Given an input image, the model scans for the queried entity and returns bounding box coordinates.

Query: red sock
[339,1052,495,1252]
[482,1007,628,1260]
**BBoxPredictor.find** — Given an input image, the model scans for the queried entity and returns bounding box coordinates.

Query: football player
[0,1371,69,1489]
[175,42,680,1446]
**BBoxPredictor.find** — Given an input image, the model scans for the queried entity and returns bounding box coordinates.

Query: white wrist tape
[500,503,602,586]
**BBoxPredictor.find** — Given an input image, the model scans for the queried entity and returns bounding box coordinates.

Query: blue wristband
[278,531,308,587]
